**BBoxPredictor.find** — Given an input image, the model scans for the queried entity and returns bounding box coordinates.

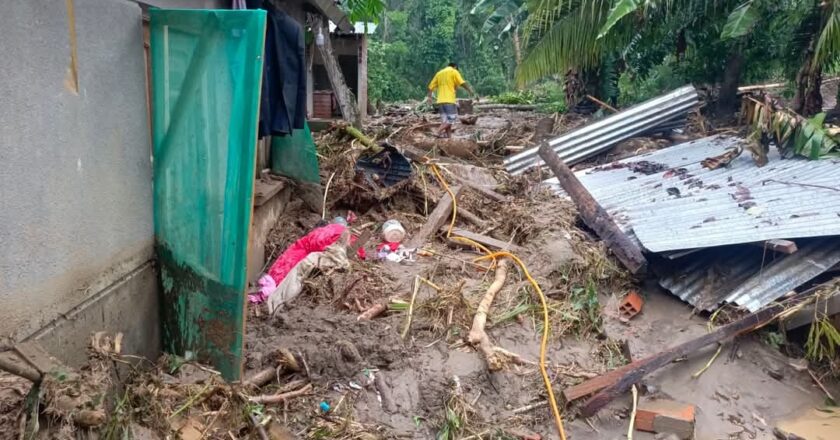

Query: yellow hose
[476,251,568,440]
[429,164,495,258]
[427,164,567,439]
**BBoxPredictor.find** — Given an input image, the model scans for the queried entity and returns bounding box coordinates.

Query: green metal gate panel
[150,9,266,381]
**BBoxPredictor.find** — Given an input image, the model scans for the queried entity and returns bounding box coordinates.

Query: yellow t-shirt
[428,67,465,104]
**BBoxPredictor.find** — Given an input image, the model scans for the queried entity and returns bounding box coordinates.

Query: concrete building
[0,0,352,372]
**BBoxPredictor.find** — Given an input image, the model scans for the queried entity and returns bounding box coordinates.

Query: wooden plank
[0,351,41,382]
[254,179,286,207]
[449,175,510,203]
[409,185,465,248]
[14,341,68,377]
[752,239,798,254]
[577,289,814,417]
[538,144,647,275]
[447,228,524,253]
[357,33,368,121]
[453,208,487,229]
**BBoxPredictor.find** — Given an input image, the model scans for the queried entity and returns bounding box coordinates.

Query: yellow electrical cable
[476,251,568,440]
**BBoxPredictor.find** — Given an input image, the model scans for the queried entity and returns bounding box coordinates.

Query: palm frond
[814,0,840,68]
[517,0,622,85]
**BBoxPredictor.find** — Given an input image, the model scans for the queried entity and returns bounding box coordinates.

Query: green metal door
[150,9,266,381]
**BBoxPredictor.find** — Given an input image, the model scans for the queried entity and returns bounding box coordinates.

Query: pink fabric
[250,224,365,304]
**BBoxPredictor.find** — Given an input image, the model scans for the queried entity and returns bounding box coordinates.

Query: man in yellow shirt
[426,63,476,138]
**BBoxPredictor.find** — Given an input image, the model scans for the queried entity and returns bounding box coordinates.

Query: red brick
[634,399,695,439]
[619,291,644,320]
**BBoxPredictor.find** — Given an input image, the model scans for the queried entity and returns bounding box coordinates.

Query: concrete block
[32,262,160,369]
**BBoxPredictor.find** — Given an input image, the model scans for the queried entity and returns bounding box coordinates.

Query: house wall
[0,0,159,365]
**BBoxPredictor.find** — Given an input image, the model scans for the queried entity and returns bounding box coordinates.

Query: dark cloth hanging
[257,6,307,137]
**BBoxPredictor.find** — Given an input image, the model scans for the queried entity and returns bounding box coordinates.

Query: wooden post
[305,40,314,119]
[357,33,368,121]
[314,18,360,127]
[538,143,647,274]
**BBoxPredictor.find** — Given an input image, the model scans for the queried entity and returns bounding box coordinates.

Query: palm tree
[517,0,840,115]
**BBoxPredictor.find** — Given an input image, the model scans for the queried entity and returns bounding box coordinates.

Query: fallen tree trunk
[475,104,537,111]
[577,289,816,417]
[538,143,647,275]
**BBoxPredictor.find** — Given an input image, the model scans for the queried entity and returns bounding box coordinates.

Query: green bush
[618,56,687,106]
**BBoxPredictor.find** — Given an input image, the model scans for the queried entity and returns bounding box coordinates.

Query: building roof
[306,0,352,32]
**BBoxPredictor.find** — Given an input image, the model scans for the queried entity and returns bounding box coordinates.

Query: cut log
[409,185,466,248]
[538,144,647,275]
[244,367,278,388]
[447,228,524,253]
[577,289,815,417]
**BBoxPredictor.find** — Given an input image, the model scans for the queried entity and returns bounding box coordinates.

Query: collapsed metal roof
[547,135,840,252]
[504,85,699,175]
[657,239,840,312]
[547,135,840,311]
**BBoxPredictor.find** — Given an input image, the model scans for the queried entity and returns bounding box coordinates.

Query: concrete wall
[0,0,158,363]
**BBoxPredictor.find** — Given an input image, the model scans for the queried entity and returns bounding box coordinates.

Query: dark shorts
[439,103,458,124]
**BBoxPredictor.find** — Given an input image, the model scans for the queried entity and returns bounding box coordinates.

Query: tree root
[467,259,526,371]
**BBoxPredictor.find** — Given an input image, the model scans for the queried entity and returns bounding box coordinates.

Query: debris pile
[4,88,839,440]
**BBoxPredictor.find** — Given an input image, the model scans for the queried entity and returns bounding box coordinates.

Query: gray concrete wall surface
[0,0,157,356]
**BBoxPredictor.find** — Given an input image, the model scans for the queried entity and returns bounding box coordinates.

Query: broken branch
[467,260,524,371]
[250,383,313,405]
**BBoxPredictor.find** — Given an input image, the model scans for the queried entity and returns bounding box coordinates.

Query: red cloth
[267,224,364,285]
[376,241,403,253]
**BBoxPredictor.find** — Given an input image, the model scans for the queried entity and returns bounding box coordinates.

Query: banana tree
[471,0,528,65]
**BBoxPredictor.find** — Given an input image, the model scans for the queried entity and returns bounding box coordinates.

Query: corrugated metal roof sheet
[656,239,840,311]
[504,86,699,175]
[657,246,766,310]
[547,135,840,252]
[725,240,840,312]
[547,135,840,311]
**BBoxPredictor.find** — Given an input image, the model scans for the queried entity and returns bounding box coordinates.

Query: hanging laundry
[258,6,307,137]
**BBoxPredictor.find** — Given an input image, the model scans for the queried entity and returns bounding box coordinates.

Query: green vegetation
[361,0,840,122]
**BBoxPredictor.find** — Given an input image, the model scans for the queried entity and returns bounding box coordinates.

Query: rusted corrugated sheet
[505,85,699,175]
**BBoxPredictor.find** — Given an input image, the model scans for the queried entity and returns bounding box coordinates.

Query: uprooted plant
[744,94,839,160]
